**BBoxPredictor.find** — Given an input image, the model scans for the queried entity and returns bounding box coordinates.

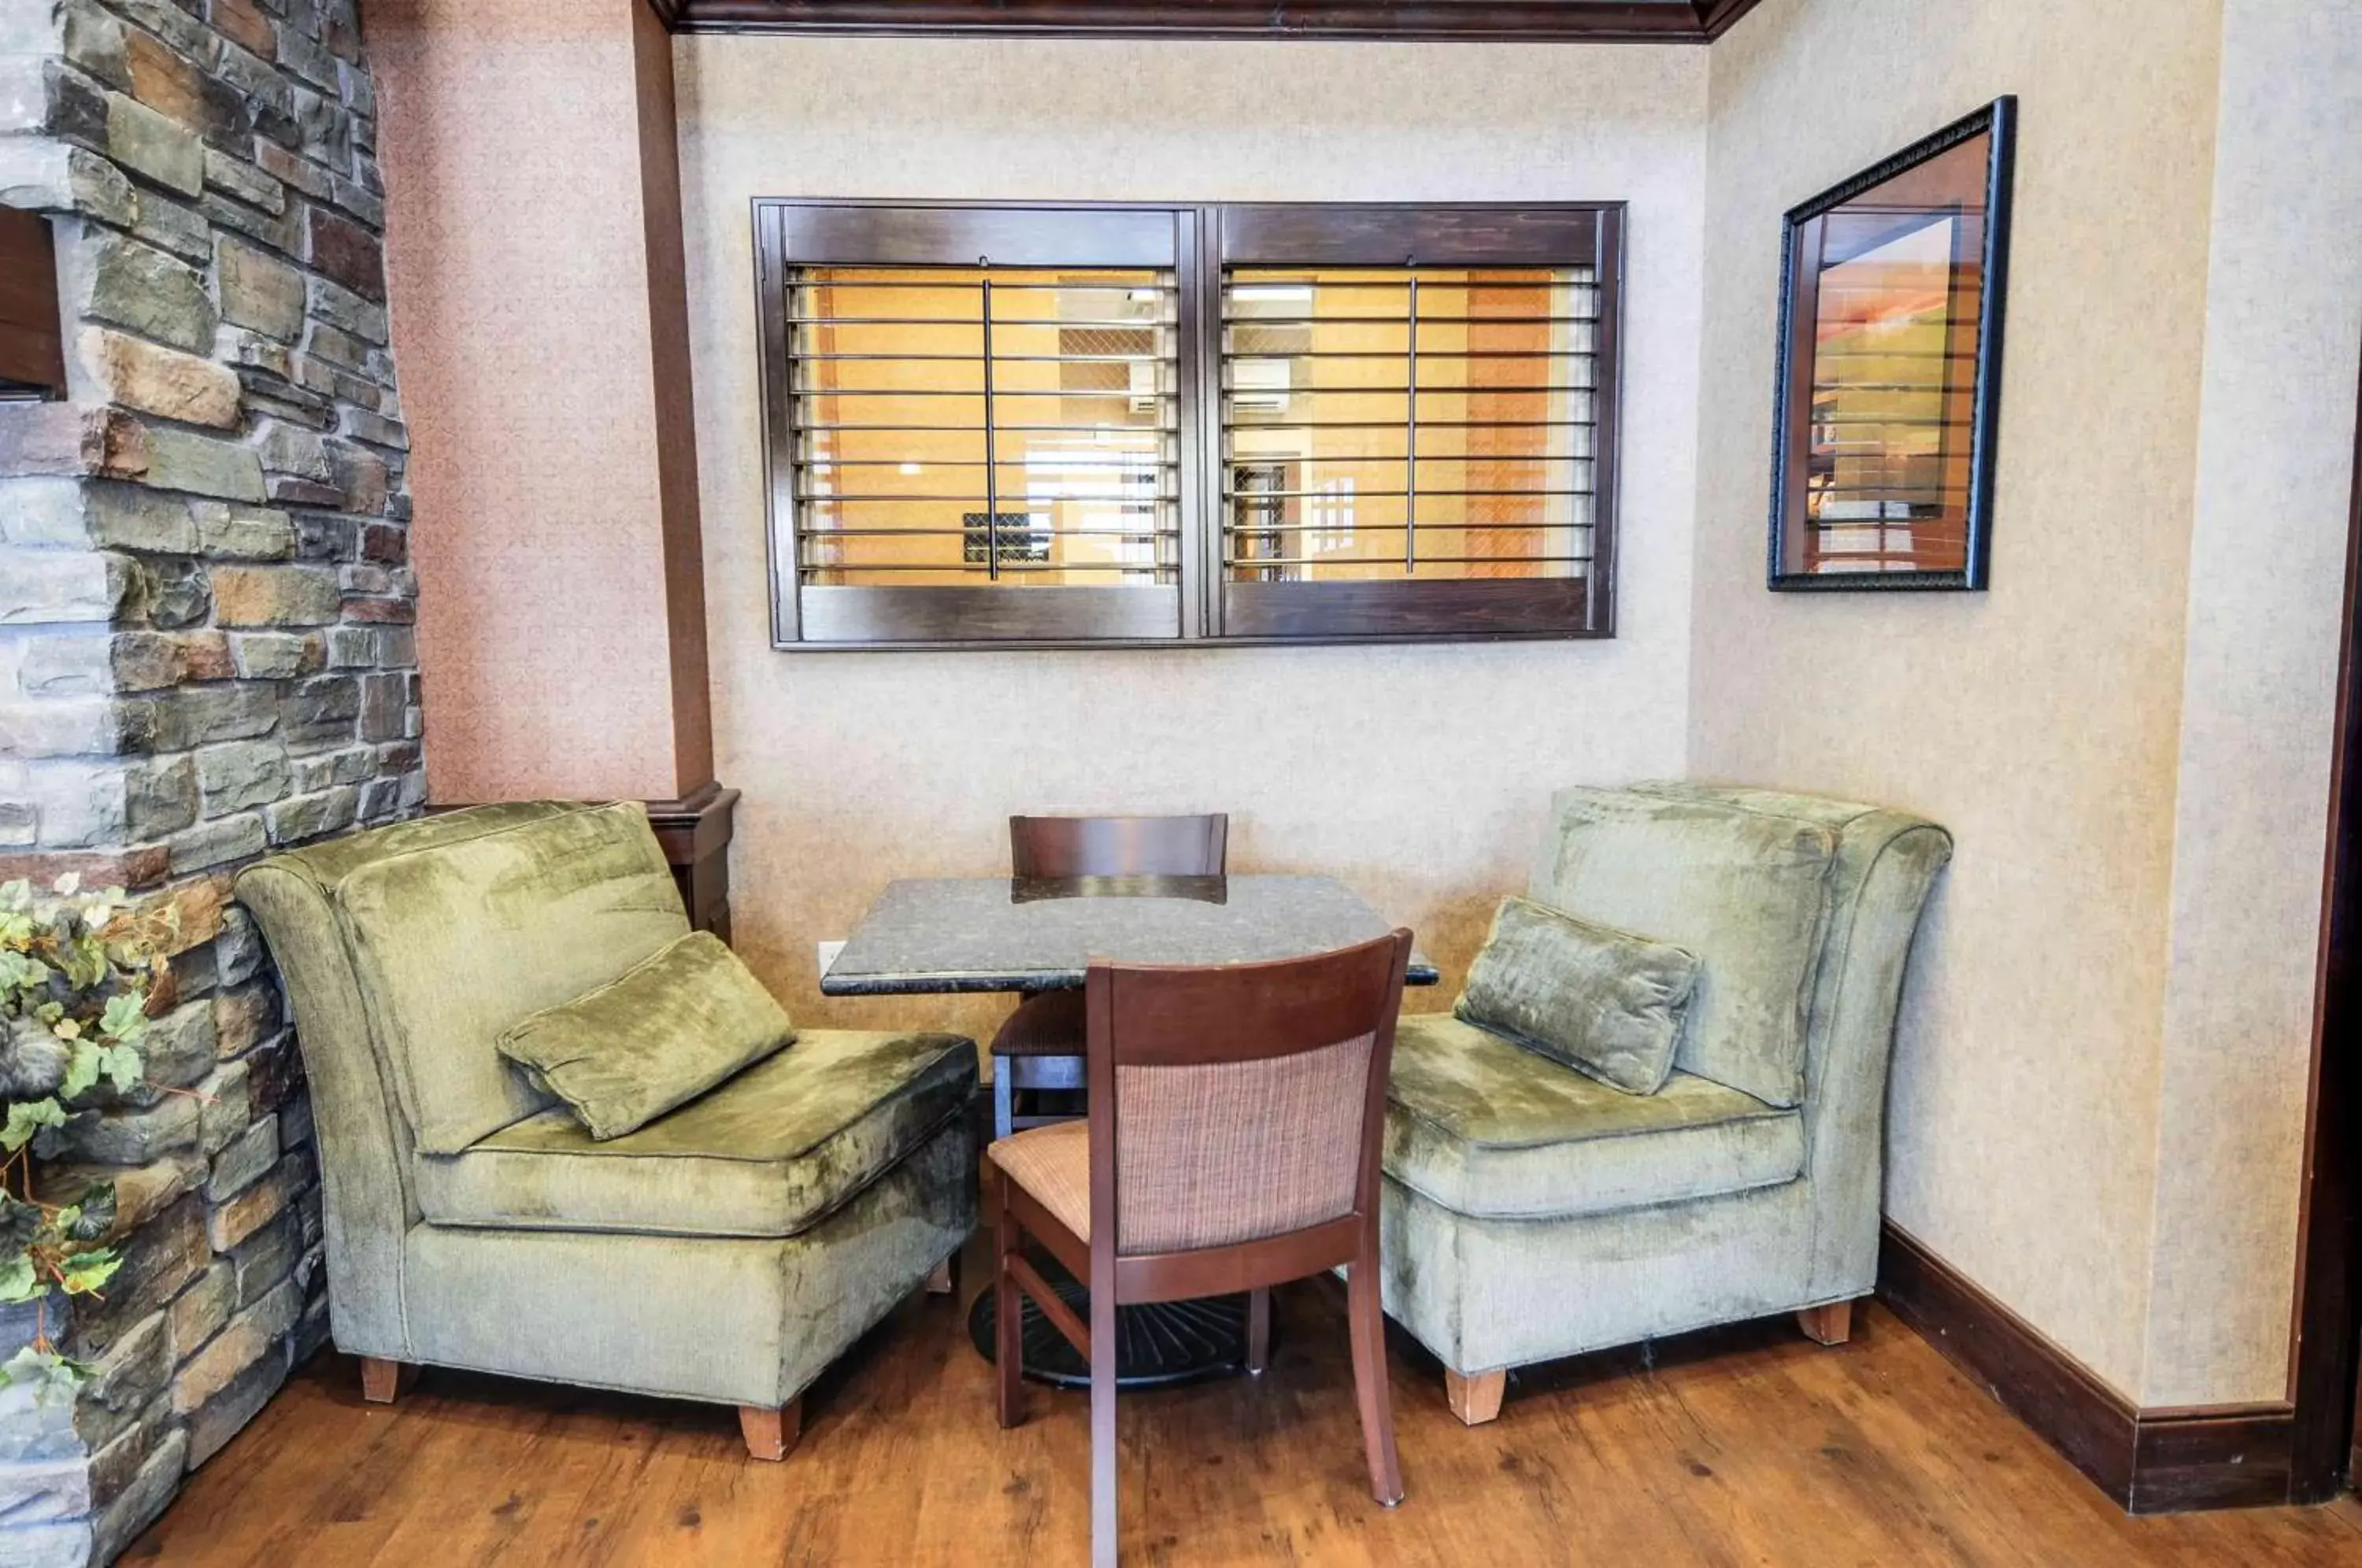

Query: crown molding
[663,1,1765,43]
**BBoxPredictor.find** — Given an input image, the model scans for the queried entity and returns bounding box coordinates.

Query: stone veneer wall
[0,0,418,1561]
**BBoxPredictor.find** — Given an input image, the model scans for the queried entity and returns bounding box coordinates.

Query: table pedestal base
[967,1253,1257,1389]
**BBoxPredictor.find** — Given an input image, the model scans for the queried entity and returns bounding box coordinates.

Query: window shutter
[759,204,1199,645]
[1212,205,1619,640]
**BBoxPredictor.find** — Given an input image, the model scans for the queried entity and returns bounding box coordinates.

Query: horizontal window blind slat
[1219,260,1601,597]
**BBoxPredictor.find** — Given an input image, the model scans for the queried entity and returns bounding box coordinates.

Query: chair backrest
[1085,930,1411,1260]
[1009,813,1228,878]
[1527,781,1950,1110]
[234,801,690,1359]
[244,801,688,1154]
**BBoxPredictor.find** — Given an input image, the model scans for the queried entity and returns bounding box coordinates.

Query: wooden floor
[128,1240,2362,1566]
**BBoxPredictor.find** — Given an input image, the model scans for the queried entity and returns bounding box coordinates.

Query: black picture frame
[1767,96,2016,593]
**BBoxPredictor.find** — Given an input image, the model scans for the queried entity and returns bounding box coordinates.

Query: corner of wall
[2136,0,2362,1409]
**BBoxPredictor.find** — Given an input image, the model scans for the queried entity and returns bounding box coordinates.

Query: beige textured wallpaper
[2141,0,2362,1407]
[375,0,690,803]
[672,36,1712,1048]
[1690,0,2227,1399]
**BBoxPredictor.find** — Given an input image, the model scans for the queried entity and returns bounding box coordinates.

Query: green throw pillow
[1456,896,1698,1096]
[498,930,795,1141]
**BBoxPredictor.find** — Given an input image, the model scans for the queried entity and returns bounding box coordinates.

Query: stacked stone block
[0,1,418,1562]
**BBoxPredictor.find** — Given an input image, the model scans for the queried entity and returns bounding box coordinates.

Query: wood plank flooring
[125,1240,2362,1565]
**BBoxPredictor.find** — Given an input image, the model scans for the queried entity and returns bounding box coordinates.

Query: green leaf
[97,1043,141,1094]
[0,1345,87,1404]
[0,1099,66,1153]
[48,874,79,897]
[0,1196,39,1252]
[61,1184,113,1242]
[59,941,103,993]
[0,1256,41,1306]
[0,880,29,911]
[58,1039,101,1102]
[98,993,146,1042]
[57,1250,119,1296]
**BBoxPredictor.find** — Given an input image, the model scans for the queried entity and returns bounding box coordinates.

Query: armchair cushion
[498,931,795,1141]
[335,801,690,1153]
[1528,787,1838,1106]
[1383,1014,1802,1221]
[416,1027,976,1240]
[1456,896,1697,1095]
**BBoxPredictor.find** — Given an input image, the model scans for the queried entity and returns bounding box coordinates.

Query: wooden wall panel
[0,207,65,397]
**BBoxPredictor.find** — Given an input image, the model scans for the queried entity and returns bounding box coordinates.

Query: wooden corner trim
[643,781,739,860]
[1694,0,1760,39]
[1876,1220,2296,1514]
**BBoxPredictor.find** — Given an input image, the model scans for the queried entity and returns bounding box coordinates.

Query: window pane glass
[1220,265,1599,584]
[789,265,1180,590]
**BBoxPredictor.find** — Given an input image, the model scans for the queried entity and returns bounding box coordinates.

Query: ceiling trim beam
[664,2,1765,43]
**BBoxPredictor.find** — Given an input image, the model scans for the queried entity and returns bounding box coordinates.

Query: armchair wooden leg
[739,1399,802,1462]
[1246,1286,1272,1375]
[358,1358,413,1405]
[1797,1300,1855,1346]
[926,1252,958,1296]
[1444,1367,1506,1427]
[1346,1259,1404,1506]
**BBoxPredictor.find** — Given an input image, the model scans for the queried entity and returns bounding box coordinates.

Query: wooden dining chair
[990,813,1228,1140]
[988,930,1416,1566]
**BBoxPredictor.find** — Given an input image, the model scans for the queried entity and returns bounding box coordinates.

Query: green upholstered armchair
[235,801,976,1459]
[1379,782,1951,1425]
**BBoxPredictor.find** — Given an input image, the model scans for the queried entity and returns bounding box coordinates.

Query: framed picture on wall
[1768,97,2016,591]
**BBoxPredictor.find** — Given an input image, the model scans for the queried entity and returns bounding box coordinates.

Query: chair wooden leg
[995,1176,1024,1430]
[1346,1260,1404,1506]
[992,1065,1016,1141]
[1090,1274,1119,1567]
[1246,1286,1272,1375]
[926,1252,958,1296]
[739,1399,802,1462]
[1444,1367,1506,1427]
[358,1358,411,1405]
[1797,1300,1854,1346]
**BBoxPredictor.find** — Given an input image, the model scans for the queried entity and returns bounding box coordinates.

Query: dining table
[821,871,1438,1389]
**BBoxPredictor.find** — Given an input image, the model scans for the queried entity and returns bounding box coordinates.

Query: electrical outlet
[816,940,846,975]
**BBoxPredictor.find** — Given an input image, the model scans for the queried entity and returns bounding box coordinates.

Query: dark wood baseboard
[1878,1220,2297,1514]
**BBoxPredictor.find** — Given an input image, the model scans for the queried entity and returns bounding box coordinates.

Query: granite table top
[819,874,1442,996]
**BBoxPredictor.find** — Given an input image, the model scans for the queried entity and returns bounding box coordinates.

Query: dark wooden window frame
[1766,97,2016,594]
[753,198,1625,651]
[1214,203,1621,642]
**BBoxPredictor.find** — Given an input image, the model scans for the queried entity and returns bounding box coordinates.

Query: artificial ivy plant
[0,875,167,1400]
